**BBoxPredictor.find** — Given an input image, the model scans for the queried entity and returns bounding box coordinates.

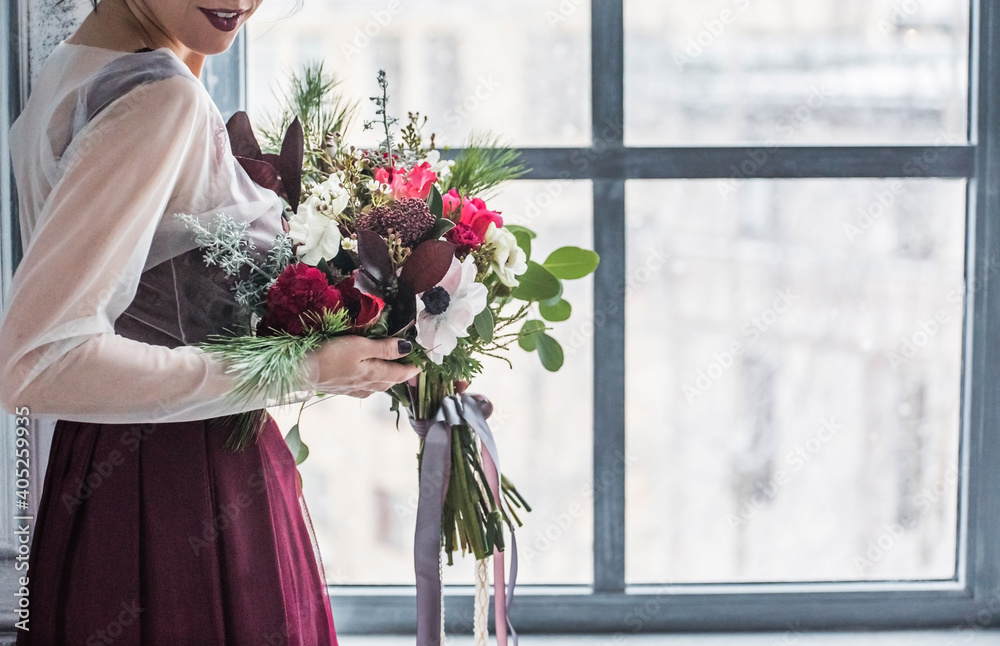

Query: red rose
[258,264,344,336]
[445,222,484,255]
[336,274,385,331]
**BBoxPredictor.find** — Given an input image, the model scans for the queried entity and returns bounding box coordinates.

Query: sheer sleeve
[0,74,320,423]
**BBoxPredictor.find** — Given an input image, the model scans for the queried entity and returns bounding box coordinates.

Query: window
[218,0,1000,633]
[219,0,1000,633]
[4,0,1000,636]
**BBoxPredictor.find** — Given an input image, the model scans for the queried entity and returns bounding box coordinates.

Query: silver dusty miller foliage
[175,213,292,315]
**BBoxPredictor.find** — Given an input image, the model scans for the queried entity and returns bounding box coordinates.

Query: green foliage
[176,213,291,317]
[535,333,565,371]
[362,69,397,154]
[508,227,533,262]
[200,309,351,410]
[262,62,358,184]
[503,224,536,240]
[284,424,310,465]
[539,298,572,322]
[518,319,546,351]
[474,307,495,343]
[542,246,601,280]
[511,261,562,302]
[516,319,564,370]
[428,218,456,240]
[426,184,444,218]
[446,134,529,199]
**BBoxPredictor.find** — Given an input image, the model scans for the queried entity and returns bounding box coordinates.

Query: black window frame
[271,0,1000,633]
[3,0,999,636]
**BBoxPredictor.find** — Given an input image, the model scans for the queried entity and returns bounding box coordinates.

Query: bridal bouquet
[183,66,598,643]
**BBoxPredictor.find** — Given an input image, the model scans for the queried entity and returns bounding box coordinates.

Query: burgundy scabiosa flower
[356,197,437,248]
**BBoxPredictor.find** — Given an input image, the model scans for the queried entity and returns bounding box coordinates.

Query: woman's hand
[311,337,419,399]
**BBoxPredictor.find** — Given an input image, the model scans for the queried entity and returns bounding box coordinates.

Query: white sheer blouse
[0,43,319,423]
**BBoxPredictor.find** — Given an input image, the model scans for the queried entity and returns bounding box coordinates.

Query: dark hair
[53,0,98,9]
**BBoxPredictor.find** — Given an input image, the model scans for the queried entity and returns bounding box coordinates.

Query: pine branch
[446,135,529,198]
[200,309,350,405]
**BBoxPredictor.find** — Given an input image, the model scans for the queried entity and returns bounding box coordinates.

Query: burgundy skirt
[16,413,337,646]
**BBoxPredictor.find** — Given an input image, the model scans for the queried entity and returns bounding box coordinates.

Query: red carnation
[258,264,344,336]
[336,274,385,331]
[445,222,484,255]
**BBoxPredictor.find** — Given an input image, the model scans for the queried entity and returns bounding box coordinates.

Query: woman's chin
[184,33,240,57]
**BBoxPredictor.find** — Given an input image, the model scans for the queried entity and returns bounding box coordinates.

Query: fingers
[364,359,420,386]
[312,336,421,396]
[348,336,411,361]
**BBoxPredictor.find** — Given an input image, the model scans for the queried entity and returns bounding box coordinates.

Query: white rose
[288,195,343,265]
[484,223,528,288]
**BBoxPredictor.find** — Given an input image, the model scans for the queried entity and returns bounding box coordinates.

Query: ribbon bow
[410,393,519,646]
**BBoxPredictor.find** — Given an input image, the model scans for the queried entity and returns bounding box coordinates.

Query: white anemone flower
[415,256,488,364]
[484,223,528,288]
[288,195,343,265]
[420,149,455,184]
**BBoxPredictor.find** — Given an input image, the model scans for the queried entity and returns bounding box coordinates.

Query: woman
[0,0,419,643]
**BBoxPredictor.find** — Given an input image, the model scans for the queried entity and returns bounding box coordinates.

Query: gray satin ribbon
[459,394,519,646]
[410,394,519,646]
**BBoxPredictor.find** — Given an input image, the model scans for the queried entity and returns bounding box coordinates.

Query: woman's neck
[66,0,206,77]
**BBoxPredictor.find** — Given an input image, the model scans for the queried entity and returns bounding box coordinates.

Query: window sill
[345,632,999,645]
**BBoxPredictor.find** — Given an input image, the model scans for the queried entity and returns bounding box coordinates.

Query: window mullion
[964,0,1000,604]
[512,146,975,181]
[591,0,627,593]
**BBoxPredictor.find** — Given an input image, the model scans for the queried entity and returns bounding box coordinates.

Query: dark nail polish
[398,340,412,355]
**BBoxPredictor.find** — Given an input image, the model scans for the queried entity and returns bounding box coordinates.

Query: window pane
[625,0,970,145]
[247,0,591,148]
[272,181,594,585]
[624,179,965,583]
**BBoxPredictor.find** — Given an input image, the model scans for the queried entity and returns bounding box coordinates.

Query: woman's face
[136,0,265,55]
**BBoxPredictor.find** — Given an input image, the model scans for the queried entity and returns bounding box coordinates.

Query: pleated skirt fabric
[15,413,337,646]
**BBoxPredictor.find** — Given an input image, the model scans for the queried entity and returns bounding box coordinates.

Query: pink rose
[459,198,503,239]
[375,164,439,201]
[374,167,406,197]
[442,188,463,219]
[403,162,437,200]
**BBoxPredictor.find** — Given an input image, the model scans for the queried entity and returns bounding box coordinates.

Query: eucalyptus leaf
[518,319,546,352]
[536,333,565,371]
[504,224,537,239]
[474,307,495,343]
[539,298,572,322]
[284,424,310,465]
[511,261,561,302]
[543,246,600,280]
[510,229,532,262]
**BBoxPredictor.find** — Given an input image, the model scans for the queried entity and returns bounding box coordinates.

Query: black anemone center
[421,286,451,316]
